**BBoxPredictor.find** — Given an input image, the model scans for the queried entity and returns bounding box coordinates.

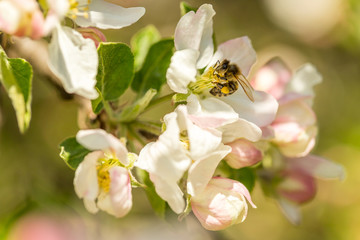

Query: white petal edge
[187,144,232,197]
[219,118,262,143]
[222,90,279,127]
[48,25,98,99]
[97,166,132,218]
[150,174,185,214]
[74,151,101,203]
[174,4,215,69]
[277,197,301,225]
[287,155,345,181]
[76,129,129,165]
[286,63,322,106]
[207,37,257,77]
[187,94,239,129]
[166,49,199,93]
[175,105,223,160]
[136,112,191,183]
[75,0,145,29]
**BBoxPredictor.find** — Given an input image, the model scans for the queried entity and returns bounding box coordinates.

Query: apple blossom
[136,105,233,213]
[0,0,45,39]
[74,129,136,217]
[191,177,256,231]
[45,0,145,99]
[252,58,322,157]
[166,4,278,128]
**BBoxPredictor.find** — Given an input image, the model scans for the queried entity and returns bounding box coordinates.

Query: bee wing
[234,73,255,102]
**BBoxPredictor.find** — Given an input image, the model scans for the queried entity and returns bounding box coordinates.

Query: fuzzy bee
[209,59,254,102]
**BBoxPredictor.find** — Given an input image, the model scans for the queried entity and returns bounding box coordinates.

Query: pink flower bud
[191,177,256,231]
[225,139,263,169]
[76,27,107,48]
[277,170,316,204]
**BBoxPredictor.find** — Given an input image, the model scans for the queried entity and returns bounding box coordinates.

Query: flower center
[68,0,91,19]
[180,130,190,151]
[96,158,120,193]
[188,67,217,95]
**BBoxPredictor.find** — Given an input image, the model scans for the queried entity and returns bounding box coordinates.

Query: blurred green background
[1,0,360,239]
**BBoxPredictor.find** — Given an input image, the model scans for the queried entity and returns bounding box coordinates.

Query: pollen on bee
[221,86,230,94]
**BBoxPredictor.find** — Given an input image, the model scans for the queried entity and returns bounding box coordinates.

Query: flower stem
[132,121,162,136]
[127,124,147,146]
[141,93,174,114]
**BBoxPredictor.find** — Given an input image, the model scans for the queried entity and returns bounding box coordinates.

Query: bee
[209,59,254,102]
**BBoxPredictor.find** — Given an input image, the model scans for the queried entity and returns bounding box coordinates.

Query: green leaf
[93,42,134,110]
[180,2,197,16]
[119,88,157,122]
[215,162,256,192]
[232,167,256,192]
[136,168,166,218]
[131,25,161,71]
[131,39,174,96]
[59,137,91,170]
[0,46,32,133]
[91,87,103,114]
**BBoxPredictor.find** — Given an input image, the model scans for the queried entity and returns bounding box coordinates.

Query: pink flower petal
[208,37,256,77]
[76,129,129,165]
[174,4,215,69]
[222,90,279,127]
[251,57,292,99]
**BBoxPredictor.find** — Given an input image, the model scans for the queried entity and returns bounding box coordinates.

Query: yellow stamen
[96,158,120,193]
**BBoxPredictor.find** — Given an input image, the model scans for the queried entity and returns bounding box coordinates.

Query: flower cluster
[1,1,344,232]
[0,0,145,98]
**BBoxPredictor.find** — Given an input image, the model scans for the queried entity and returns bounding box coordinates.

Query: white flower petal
[174,4,215,68]
[83,198,99,213]
[273,99,317,157]
[208,37,256,77]
[136,112,191,183]
[285,63,322,106]
[74,151,101,201]
[175,105,222,159]
[75,0,145,29]
[277,197,301,225]
[47,0,69,18]
[0,1,21,34]
[187,94,239,128]
[48,25,98,99]
[166,49,199,93]
[98,166,132,218]
[219,118,262,143]
[287,155,345,181]
[251,57,292,100]
[187,144,231,197]
[222,90,279,127]
[76,129,129,165]
[150,174,185,214]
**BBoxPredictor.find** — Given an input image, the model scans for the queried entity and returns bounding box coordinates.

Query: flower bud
[76,27,107,48]
[225,139,263,169]
[277,170,316,204]
[191,177,256,231]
